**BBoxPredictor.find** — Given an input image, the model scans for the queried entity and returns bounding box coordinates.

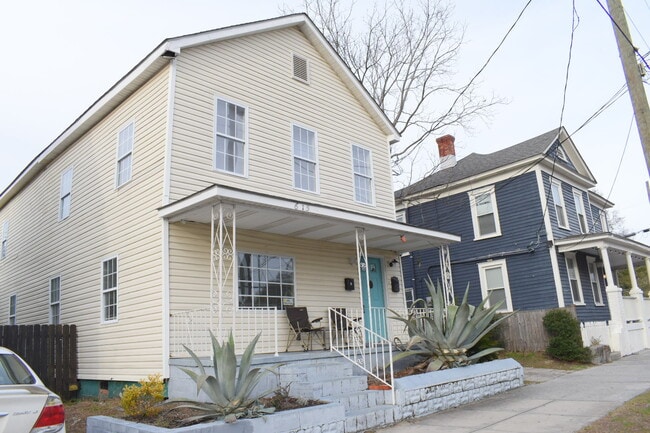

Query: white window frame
[214,97,248,177]
[292,124,319,193]
[565,253,584,305]
[101,256,118,323]
[8,294,16,325]
[351,144,375,205]
[50,276,61,324]
[478,259,513,313]
[237,252,295,311]
[468,186,502,240]
[59,167,73,220]
[573,189,588,234]
[1,221,7,259]
[404,287,415,308]
[599,210,609,233]
[116,122,134,188]
[586,258,604,306]
[551,180,569,229]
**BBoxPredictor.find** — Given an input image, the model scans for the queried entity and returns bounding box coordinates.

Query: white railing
[580,321,611,347]
[170,306,278,357]
[328,308,395,404]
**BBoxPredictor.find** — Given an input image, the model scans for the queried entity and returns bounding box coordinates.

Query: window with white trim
[351,144,374,205]
[468,186,501,239]
[599,210,609,233]
[1,221,8,259]
[237,252,295,310]
[404,287,415,308]
[101,257,118,322]
[8,294,16,325]
[573,190,588,233]
[59,168,73,220]
[587,259,604,305]
[478,259,512,312]
[565,254,584,304]
[215,98,247,175]
[551,180,569,229]
[50,277,61,324]
[292,125,318,192]
[116,123,134,187]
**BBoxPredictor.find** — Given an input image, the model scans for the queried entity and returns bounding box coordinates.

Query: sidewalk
[379,350,650,433]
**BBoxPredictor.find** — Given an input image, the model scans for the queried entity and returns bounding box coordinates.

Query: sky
[1,0,649,244]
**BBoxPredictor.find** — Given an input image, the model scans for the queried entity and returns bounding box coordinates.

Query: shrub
[542,308,591,363]
[120,374,165,417]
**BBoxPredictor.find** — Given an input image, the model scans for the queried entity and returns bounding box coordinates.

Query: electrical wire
[595,0,650,70]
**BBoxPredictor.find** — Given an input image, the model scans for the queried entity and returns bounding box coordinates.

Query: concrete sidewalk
[379,350,650,433]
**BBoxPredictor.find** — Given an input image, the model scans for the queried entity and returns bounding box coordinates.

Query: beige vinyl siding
[0,67,170,381]
[170,27,396,219]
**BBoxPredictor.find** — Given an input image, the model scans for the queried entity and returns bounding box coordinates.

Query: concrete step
[289,375,368,399]
[344,405,396,433]
[278,359,354,383]
[327,389,388,410]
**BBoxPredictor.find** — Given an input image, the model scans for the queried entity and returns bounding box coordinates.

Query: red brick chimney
[436,134,457,169]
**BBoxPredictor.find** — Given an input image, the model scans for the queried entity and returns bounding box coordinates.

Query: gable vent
[293,54,309,83]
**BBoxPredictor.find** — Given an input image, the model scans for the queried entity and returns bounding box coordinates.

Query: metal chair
[285,307,326,351]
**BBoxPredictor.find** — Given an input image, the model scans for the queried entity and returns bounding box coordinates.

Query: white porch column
[439,244,454,306]
[627,253,649,348]
[601,247,628,354]
[626,252,641,294]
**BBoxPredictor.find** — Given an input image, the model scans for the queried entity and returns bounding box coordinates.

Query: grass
[501,351,592,371]
[577,390,650,433]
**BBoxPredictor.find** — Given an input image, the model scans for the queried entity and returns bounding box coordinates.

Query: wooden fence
[496,306,576,352]
[0,324,77,400]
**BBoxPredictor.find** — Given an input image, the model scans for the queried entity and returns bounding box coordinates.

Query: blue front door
[361,257,387,339]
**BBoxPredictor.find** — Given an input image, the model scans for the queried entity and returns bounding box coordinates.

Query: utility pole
[606,0,650,199]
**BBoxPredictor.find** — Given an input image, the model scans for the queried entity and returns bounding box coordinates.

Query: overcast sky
[1,0,649,244]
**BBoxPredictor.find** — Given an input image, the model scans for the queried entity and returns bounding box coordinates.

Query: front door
[361,257,387,339]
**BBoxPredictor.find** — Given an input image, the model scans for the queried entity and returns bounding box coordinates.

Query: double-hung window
[551,180,569,229]
[215,98,247,176]
[50,277,61,324]
[116,122,134,187]
[468,186,501,239]
[102,257,118,322]
[478,259,512,312]
[351,144,374,205]
[565,254,584,304]
[292,125,318,192]
[237,252,295,310]
[573,189,588,233]
[587,259,604,305]
[8,295,16,325]
[59,168,73,220]
[1,221,8,259]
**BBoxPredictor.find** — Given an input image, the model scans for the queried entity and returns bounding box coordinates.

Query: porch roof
[158,185,460,253]
[555,232,650,267]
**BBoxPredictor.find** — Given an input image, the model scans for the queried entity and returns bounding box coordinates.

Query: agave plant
[391,278,513,372]
[169,331,275,424]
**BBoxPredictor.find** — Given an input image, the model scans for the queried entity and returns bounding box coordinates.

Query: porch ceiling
[158,185,460,253]
[555,233,650,267]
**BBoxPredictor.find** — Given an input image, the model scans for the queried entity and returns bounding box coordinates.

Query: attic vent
[293,54,309,83]
[556,145,567,161]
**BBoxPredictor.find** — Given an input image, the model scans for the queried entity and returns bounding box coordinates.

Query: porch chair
[329,307,362,346]
[285,307,326,351]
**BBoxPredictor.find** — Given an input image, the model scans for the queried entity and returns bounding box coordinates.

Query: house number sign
[294,202,310,212]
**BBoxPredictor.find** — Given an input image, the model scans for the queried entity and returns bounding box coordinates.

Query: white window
[351,144,374,205]
[478,259,512,313]
[1,221,8,259]
[292,125,318,192]
[59,168,73,220]
[587,259,604,306]
[50,277,61,324]
[102,257,118,322]
[215,98,247,176]
[468,186,501,240]
[404,287,415,308]
[565,254,584,304]
[573,189,588,233]
[8,294,16,325]
[551,181,569,229]
[116,122,134,187]
[237,252,295,310]
[599,210,609,233]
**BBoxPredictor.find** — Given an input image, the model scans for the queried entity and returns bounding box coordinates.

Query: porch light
[389,258,399,267]
[400,234,407,243]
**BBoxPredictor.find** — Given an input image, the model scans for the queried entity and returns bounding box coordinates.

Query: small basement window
[293,54,309,83]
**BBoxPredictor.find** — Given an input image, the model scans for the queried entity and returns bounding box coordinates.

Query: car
[0,346,66,433]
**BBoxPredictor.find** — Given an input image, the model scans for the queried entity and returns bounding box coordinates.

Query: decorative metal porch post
[439,244,454,306]
[356,227,371,343]
[210,203,236,342]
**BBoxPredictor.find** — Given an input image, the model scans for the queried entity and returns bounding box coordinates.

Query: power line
[595,0,650,70]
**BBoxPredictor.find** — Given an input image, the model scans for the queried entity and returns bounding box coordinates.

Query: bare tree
[289,0,499,178]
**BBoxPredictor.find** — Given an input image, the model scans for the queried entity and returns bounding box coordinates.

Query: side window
[237,252,295,310]
[551,180,569,229]
[468,186,501,240]
[215,98,247,176]
[102,257,118,322]
[573,189,588,233]
[587,259,604,306]
[116,122,134,187]
[292,125,318,192]
[50,277,61,324]
[8,294,16,325]
[477,259,512,312]
[565,254,584,304]
[1,221,8,259]
[351,144,374,205]
[59,168,73,220]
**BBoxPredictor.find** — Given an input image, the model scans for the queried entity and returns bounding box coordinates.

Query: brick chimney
[436,134,457,170]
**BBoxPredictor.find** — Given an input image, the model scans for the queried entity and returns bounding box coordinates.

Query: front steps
[278,359,394,433]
